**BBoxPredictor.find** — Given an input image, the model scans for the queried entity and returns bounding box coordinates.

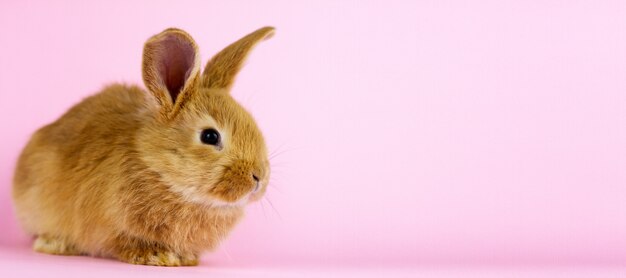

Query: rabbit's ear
[202,27,275,89]
[142,28,201,116]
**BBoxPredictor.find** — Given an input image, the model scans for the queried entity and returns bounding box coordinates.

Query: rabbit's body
[14,85,241,264]
[12,27,274,266]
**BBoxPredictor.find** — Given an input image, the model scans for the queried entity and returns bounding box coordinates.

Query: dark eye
[200,129,221,146]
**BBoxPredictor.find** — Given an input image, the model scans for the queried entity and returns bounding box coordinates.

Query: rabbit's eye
[200,129,221,146]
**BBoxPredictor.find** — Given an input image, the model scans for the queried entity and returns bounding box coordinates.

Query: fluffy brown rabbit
[12,27,274,266]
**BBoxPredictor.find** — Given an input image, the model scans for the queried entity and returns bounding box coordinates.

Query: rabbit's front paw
[121,249,197,266]
[114,240,197,267]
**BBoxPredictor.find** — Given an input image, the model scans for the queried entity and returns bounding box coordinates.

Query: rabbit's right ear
[142,28,201,118]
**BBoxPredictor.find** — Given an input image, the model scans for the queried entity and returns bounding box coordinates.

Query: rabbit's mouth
[165,181,248,208]
[165,167,263,207]
[207,181,255,207]
[248,181,267,203]
[206,194,251,208]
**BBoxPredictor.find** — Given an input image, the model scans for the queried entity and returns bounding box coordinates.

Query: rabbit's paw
[117,248,197,266]
[33,235,81,255]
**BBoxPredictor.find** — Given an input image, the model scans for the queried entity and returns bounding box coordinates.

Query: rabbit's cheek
[208,178,255,204]
[207,163,257,203]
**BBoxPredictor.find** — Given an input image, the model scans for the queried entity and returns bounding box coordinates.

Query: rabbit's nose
[252,174,260,192]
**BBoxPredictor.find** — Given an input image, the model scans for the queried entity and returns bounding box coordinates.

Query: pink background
[1,0,626,276]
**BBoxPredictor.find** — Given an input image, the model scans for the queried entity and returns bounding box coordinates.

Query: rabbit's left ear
[202,27,275,90]
[142,28,202,117]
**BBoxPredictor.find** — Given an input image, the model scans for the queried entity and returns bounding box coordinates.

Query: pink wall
[1,0,625,267]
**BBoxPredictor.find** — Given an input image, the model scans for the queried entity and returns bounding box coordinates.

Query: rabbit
[12,26,275,266]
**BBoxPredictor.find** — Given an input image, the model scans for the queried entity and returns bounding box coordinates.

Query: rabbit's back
[12,84,150,242]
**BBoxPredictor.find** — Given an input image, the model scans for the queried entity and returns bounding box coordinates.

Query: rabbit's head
[138,27,274,207]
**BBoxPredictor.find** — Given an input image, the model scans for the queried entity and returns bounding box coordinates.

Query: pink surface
[1,0,626,276]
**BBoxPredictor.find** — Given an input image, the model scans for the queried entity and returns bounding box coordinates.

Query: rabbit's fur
[12,27,274,266]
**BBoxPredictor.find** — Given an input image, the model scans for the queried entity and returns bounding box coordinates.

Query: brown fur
[12,27,274,266]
